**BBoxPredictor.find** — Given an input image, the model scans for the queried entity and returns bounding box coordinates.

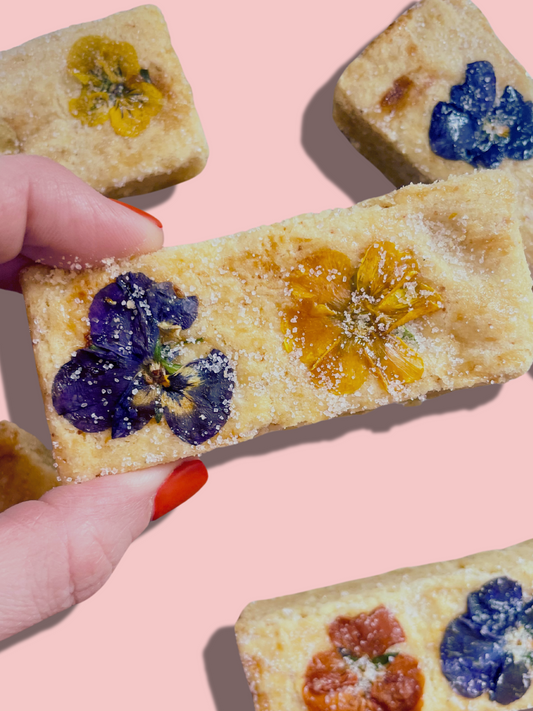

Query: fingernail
[151,460,208,521]
[110,199,163,229]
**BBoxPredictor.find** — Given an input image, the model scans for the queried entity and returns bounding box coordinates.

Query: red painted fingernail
[110,199,163,229]
[151,460,208,521]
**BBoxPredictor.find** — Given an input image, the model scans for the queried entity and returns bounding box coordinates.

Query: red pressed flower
[303,608,423,711]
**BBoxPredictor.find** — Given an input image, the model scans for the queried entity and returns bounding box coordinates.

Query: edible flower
[441,577,533,705]
[303,607,424,711]
[67,35,163,137]
[52,272,234,445]
[281,241,443,396]
[430,61,533,168]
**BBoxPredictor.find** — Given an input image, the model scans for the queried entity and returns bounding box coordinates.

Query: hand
[0,155,208,642]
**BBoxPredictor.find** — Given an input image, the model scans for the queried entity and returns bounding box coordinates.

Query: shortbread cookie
[333,0,533,268]
[21,172,533,481]
[0,421,59,512]
[0,6,208,197]
[236,538,533,711]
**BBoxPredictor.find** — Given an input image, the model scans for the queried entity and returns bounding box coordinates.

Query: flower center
[341,294,389,343]
[504,625,533,664]
[343,655,386,694]
[142,361,170,388]
[482,118,510,142]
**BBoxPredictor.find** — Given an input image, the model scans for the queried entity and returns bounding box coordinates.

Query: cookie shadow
[301,2,416,204]
[204,627,254,711]
[0,289,51,446]
[203,384,501,469]
[0,608,73,654]
[120,184,176,211]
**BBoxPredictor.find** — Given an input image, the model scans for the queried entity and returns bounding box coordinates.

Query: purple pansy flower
[441,577,533,705]
[52,272,234,445]
[429,61,533,169]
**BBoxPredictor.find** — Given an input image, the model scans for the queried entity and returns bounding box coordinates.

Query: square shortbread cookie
[236,539,533,711]
[333,0,533,268]
[21,172,533,482]
[0,6,208,198]
[0,421,59,512]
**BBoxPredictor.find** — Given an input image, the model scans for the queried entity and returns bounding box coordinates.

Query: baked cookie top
[0,6,208,197]
[333,0,533,269]
[21,172,533,481]
[236,539,533,711]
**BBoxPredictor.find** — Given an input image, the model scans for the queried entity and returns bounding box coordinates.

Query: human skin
[0,156,208,642]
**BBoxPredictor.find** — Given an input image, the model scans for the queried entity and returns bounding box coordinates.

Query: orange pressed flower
[281,241,443,395]
[67,36,163,137]
[303,608,424,711]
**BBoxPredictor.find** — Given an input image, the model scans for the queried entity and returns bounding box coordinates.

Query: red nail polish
[110,199,163,229]
[151,460,208,521]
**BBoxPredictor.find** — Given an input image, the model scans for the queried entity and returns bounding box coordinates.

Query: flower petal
[311,339,367,395]
[503,88,533,161]
[378,279,443,331]
[329,608,405,659]
[304,650,358,696]
[52,348,137,433]
[89,272,159,361]
[474,142,506,169]
[518,599,533,632]
[365,334,424,391]
[441,618,504,699]
[370,654,423,711]
[146,281,198,331]
[429,102,478,162]
[449,61,496,119]
[282,300,343,368]
[356,242,418,303]
[69,89,110,127]
[67,36,107,83]
[162,350,234,445]
[68,35,140,84]
[466,577,523,639]
[111,375,157,439]
[287,248,352,311]
[491,656,530,705]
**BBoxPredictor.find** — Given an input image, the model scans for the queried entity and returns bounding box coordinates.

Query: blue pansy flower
[429,61,533,168]
[441,577,533,705]
[52,272,234,445]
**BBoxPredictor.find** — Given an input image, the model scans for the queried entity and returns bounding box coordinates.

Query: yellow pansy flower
[67,36,163,138]
[282,241,443,395]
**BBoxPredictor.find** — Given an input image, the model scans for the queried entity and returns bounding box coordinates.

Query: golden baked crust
[235,539,533,711]
[0,421,59,512]
[0,6,208,197]
[333,0,533,268]
[21,172,533,482]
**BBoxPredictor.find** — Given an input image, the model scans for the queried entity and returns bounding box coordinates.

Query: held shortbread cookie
[0,421,59,512]
[21,172,533,481]
[333,0,533,268]
[0,6,208,197]
[235,539,533,711]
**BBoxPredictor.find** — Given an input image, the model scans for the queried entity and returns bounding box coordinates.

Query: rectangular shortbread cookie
[0,6,208,197]
[0,421,59,512]
[236,539,533,711]
[333,0,533,268]
[21,172,533,482]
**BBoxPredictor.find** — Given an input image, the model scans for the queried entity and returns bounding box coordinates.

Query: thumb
[0,459,207,642]
[0,155,164,290]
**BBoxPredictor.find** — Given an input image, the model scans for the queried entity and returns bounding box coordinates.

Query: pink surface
[0,1,532,709]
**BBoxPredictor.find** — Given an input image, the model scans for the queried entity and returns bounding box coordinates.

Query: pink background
[1,0,532,708]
